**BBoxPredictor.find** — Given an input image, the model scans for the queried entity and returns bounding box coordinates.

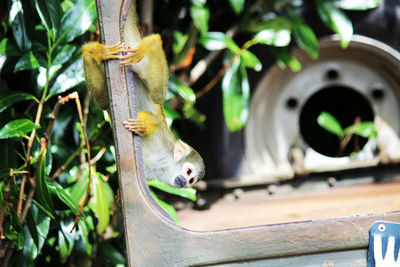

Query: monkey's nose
[174,175,187,188]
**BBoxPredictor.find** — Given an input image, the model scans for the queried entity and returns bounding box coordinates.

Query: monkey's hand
[123,111,161,136]
[123,118,146,136]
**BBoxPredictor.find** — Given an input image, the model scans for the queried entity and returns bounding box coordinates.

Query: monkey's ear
[174,140,190,161]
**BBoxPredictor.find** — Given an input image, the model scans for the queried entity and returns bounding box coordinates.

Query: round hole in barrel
[299,86,374,157]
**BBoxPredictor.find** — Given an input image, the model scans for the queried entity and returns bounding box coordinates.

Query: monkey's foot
[123,118,146,136]
[103,42,125,60]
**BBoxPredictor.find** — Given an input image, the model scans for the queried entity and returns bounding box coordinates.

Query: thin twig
[19,139,45,225]
[80,147,107,169]
[50,121,106,181]
[17,98,45,219]
[47,95,72,139]
[195,56,235,99]
[16,174,26,218]
[2,241,15,267]
[69,92,92,232]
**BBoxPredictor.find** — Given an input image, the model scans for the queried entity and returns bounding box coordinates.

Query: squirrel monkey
[82,2,205,188]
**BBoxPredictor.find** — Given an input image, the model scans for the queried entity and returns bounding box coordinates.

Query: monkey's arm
[82,42,124,110]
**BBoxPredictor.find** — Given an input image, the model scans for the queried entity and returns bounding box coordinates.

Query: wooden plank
[178,182,400,231]
[96,0,400,266]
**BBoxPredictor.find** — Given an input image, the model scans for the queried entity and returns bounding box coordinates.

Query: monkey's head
[168,140,205,188]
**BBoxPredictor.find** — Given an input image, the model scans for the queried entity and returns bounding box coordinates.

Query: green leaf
[14,51,40,72]
[253,28,291,47]
[89,173,110,234]
[52,44,77,66]
[182,102,206,128]
[316,0,353,49]
[9,0,31,52]
[30,199,56,220]
[288,8,319,59]
[25,205,50,255]
[34,0,62,41]
[70,175,89,205]
[0,38,22,56]
[270,47,302,72]
[77,219,92,255]
[344,121,377,138]
[163,102,181,127]
[222,57,250,132]
[34,148,55,214]
[199,32,227,50]
[250,17,292,47]
[317,111,344,138]
[17,229,25,250]
[230,0,245,14]
[168,76,196,103]
[58,219,76,260]
[150,189,179,224]
[0,92,37,114]
[103,244,126,266]
[22,226,37,262]
[105,163,117,174]
[48,183,80,214]
[190,5,209,36]
[147,179,197,201]
[172,31,189,55]
[0,119,40,139]
[57,0,97,44]
[240,50,262,71]
[333,0,382,10]
[48,58,85,97]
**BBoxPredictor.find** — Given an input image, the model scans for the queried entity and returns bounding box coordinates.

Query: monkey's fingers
[103,42,125,60]
[123,119,146,136]
[120,49,145,65]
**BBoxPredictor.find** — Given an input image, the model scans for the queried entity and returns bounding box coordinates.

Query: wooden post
[95,0,400,265]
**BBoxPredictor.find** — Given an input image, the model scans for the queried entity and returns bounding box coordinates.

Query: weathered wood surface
[96,0,400,266]
[209,249,367,267]
[178,182,400,231]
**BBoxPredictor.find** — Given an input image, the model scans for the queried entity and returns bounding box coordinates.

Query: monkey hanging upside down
[81,3,205,188]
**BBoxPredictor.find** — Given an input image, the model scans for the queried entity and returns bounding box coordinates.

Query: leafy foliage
[0,0,381,265]
[317,111,377,155]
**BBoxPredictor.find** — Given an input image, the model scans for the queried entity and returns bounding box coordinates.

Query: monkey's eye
[187,168,192,176]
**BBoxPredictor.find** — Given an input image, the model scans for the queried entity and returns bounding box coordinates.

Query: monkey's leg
[120,34,163,65]
[123,111,161,136]
[120,35,168,104]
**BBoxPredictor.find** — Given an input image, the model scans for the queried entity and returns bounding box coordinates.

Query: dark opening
[299,86,374,157]
[326,69,339,80]
[286,97,299,109]
[372,87,385,100]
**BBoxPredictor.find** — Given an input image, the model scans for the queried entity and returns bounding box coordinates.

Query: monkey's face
[173,162,201,188]
[169,140,205,188]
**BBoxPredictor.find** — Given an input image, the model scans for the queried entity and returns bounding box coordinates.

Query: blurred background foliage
[0,0,380,265]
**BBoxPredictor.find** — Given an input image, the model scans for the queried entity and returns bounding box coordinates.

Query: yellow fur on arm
[137,111,161,135]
